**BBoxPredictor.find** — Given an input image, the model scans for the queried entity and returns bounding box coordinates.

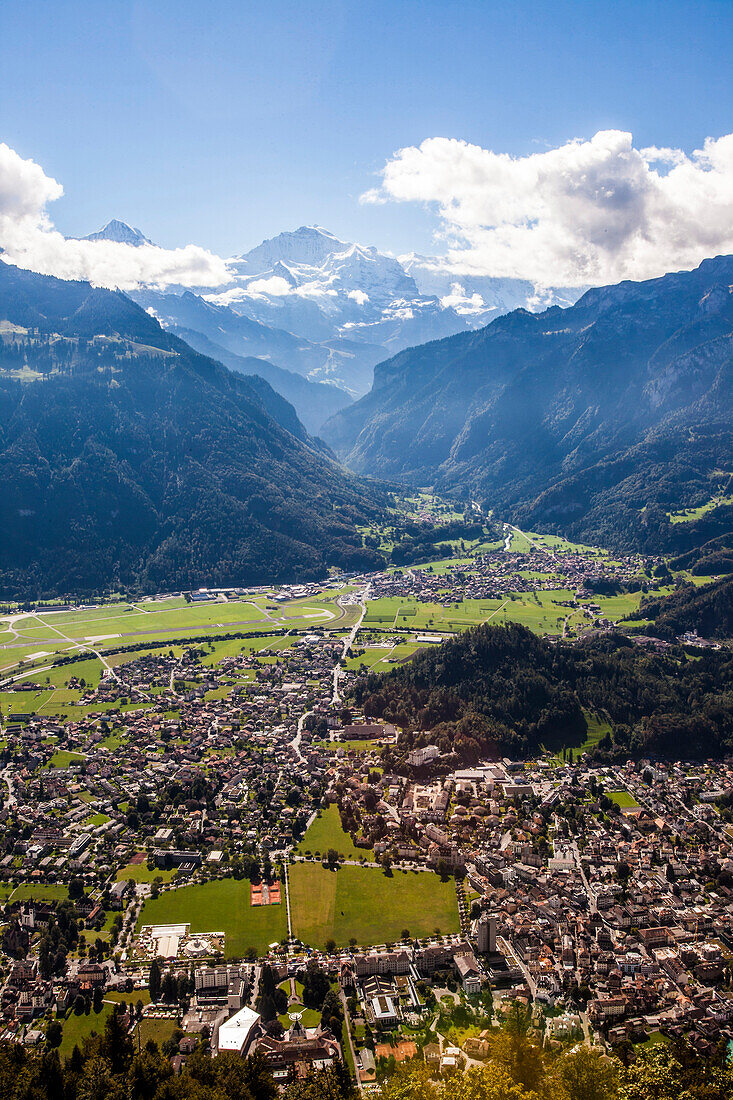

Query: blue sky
[1,0,732,259]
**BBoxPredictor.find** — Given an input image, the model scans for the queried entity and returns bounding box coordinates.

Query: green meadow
[137,878,288,956]
[289,863,459,949]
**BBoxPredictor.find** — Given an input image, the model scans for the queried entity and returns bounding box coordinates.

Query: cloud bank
[362,130,733,287]
[0,143,231,290]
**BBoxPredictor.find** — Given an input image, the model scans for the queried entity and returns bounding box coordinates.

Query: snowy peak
[82,219,151,246]
[316,242,419,302]
[239,225,347,272]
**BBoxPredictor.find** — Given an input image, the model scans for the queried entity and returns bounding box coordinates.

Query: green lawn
[10,883,71,903]
[59,1003,114,1056]
[106,990,151,1006]
[135,1015,179,1049]
[296,805,373,860]
[116,862,177,883]
[608,790,639,809]
[84,812,111,827]
[45,750,86,769]
[278,1006,320,1028]
[137,878,288,956]
[289,863,459,948]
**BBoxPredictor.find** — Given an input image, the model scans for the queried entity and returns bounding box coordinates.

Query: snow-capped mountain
[400,253,583,314]
[81,219,151,246]
[79,221,584,425]
[204,226,583,389]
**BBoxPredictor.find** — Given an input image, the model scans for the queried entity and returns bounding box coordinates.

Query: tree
[76,1055,122,1100]
[46,1020,63,1049]
[320,990,343,1036]
[302,960,331,1009]
[68,877,84,901]
[93,985,104,1013]
[148,959,161,1001]
[99,1008,134,1076]
[556,1047,619,1100]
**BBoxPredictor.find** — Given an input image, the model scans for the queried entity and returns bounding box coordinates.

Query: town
[0,530,728,1085]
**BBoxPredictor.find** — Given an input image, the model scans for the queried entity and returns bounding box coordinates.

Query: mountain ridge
[322,255,733,555]
[0,261,386,598]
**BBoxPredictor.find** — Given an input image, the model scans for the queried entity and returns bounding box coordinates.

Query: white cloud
[362,130,733,286]
[244,275,294,297]
[0,142,231,290]
[439,283,485,314]
[347,288,369,305]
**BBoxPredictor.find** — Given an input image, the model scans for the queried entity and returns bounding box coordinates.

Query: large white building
[217,1006,261,1056]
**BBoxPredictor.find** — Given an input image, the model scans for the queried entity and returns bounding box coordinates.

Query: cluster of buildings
[0,544,728,1071]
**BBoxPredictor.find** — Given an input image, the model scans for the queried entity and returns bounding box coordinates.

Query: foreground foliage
[0,1004,730,1100]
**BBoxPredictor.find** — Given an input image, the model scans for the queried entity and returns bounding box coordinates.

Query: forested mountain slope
[324,256,733,555]
[0,263,385,597]
[353,621,733,761]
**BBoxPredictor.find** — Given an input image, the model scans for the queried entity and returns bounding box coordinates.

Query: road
[1,769,17,807]
[290,708,311,762]
[331,584,370,706]
[339,988,363,1092]
[571,841,596,913]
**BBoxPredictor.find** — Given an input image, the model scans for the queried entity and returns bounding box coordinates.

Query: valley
[1,3,732,1096]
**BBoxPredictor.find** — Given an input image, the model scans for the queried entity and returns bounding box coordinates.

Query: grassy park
[116,861,177,884]
[289,862,459,948]
[137,878,288,956]
[296,804,373,861]
[58,1003,114,1056]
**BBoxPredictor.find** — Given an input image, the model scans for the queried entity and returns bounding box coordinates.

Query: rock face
[321,256,733,553]
[0,262,385,598]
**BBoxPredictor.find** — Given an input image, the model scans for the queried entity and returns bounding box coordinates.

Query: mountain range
[0,261,386,598]
[77,221,579,429]
[322,256,733,555]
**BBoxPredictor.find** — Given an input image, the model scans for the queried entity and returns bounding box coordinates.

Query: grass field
[289,863,459,948]
[116,862,177,884]
[296,805,373,861]
[59,1003,114,1056]
[106,990,151,1007]
[545,709,612,761]
[135,1015,179,1049]
[10,883,70,903]
[608,790,639,809]
[0,587,354,680]
[46,749,86,769]
[579,710,612,752]
[137,878,288,956]
[345,641,422,673]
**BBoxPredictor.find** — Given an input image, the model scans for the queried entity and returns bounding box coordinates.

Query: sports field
[289,863,459,948]
[137,878,288,956]
[296,804,373,860]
